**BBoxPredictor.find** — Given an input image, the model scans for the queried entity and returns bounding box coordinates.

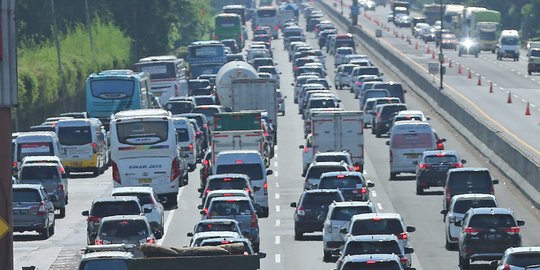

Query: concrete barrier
[316,0,540,205]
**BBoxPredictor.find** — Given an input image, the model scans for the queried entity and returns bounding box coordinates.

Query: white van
[110,109,182,207]
[213,150,273,218]
[496,30,520,61]
[386,121,438,179]
[173,116,198,172]
[13,132,61,174]
[56,118,108,176]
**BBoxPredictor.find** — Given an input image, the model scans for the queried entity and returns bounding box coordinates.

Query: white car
[334,47,355,67]
[277,90,286,116]
[189,231,243,247]
[322,201,377,260]
[111,186,165,238]
[334,64,358,90]
[496,247,540,270]
[257,65,281,88]
[441,194,498,249]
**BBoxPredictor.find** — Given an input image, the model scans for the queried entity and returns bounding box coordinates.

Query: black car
[318,172,374,201]
[372,103,408,137]
[414,150,466,195]
[457,207,525,269]
[221,39,239,54]
[188,79,213,96]
[370,82,406,103]
[290,189,344,240]
[164,100,194,115]
[443,168,499,210]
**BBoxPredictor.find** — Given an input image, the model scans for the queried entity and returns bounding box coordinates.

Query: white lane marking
[513,94,519,98]
[157,187,184,245]
[275,181,280,188]
[275,235,281,245]
[377,203,383,210]
[274,161,278,167]
[275,254,281,263]
[275,193,280,199]
[531,104,536,108]
[522,99,527,103]
[371,190,377,197]
[275,171,279,177]
[276,219,281,226]
[275,145,279,150]
[276,205,281,212]
[275,153,278,158]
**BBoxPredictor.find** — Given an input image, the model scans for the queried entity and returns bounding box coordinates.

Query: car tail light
[360,187,367,194]
[275,25,279,30]
[304,147,310,153]
[202,159,209,166]
[91,143,98,153]
[59,166,65,174]
[437,143,444,150]
[450,163,463,168]
[33,201,47,216]
[245,187,251,193]
[297,207,305,216]
[95,239,103,245]
[366,260,377,264]
[293,66,299,71]
[464,227,480,235]
[263,181,268,196]
[400,257,409,265]
[112,161,121,184]
[398,232,408,239]
[12,162,17,168]
[171,158,180,182]
[251,213,258,228]
[88,215,101,223]
[189,143,193,151]
[205,189,211,195]
[146,237,156,244]
[504,227,520,235]
[418,163,431,170]
[356,82,361,86]
[57,183,64,191]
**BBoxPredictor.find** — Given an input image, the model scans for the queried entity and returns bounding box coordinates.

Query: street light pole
[340,0,343,15]
[439,0,444,89]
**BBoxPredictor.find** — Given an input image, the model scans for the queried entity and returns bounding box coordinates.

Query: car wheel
[390,173,397,180]
[445,238,456,250]
[183,173,189,186]
[529,71,532,75]
[323,250,332,262]
[58,207,66,218]
[48,221,55,236]
[459,253,470,269]
[416,185,424,195]
[294,229,303,240]
[40,224,51,239]
[253,242,260,253]
[375,130,381,138]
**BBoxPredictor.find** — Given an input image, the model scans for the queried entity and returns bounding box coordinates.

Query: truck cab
[528,48,540,75]
[496,30,520,61]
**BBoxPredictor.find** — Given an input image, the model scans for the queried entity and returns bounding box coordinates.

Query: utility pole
[85,0,94,51]
[50,0,66,110]
[439,0,444,89]
[0,1,18,269]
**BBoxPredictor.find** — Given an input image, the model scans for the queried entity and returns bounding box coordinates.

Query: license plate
[139,178,152,184]
[484,234,502,240]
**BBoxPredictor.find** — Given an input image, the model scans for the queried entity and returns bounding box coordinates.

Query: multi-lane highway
[13,3,540,270]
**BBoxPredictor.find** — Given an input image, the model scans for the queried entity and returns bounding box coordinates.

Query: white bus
[110,109,181,207]
[254,6,279,39]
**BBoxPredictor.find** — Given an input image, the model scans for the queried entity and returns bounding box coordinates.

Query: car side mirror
[143,208,152,214]
[299,145,305,149]
[200,210,207,215]
[405,247,414,254]
[266,169,273,175]
[492,179,499,185]
[454,220,463,227]
[258,252,267,258]
[461,159,467,164]
[154,231,163,239]
[49,194,59,202]
[385,141,390,146]
[291,83,295,86]
[339,228,348,234]
[412,161,418,165]
[426,117,431,120]
[290,202,297,208]
[367,181,375,188]
[82,210,89,216]
[301,172,306,177]
[187,232,193,237]
[197,205,204,210]
[517,220,525,226]
[438,138,447,143]
[332,249,341,256]
[254,186,261,191]
[440,209,448,215]
[406,226,416,233]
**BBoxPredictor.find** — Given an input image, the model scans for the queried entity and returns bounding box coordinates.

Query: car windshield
[176,128,190,142]
[209,200,252,216]
[453,199,497,214]
[216,164,263,181]
[194,97,214,106]
[188,80,210,89]
[208,179,248,190]
[448,171,492,193]
[195,222,239,233]
[344,241,402,256]
[301,193,342,207]
[343,261,401,270]
[99,220,149,237]
[113,192,153,205]
[319,176,362,189]
[58,126,92,145]
[468,214,516,227]
[315,155,349,163]
[307,166,347,179]
[507,253,540,267]
[331,206,374,221]
[13,189,41,202]
[91,202,141,217]
[351,219,404,235]
[20,166,59,180]
[501,37,519,45]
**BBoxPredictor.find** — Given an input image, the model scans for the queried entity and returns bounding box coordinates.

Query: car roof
[12,184,44,190]
[197,219,240,225]
[448,167,489,173]
[467,207,514,215]
[321,171,363,178]
[303,189,343,194]
[210,196,251,202]
[22,156,61,162]
[331,201,374,208]
[100,215,148,222]
[451,194,496,202]
[207,189,250,196]
[347,234,399,242]
[422,150,459,156]
[193,231,241,238]
[309,161,347,167]
[93,196,140,203]
[112,187,154,194]
[505,247,540,254]
[81,251,134,260]
[351,213,402,221]
[314,151,350,157]
[21,162,59,168]
[342,254,401,263]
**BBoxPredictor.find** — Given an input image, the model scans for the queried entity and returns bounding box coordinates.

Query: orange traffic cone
[467,68,472,79]
[525,102,531,115]
[477,74,482,86]
[507,92,512,104]
[489,81,493,93]
[458,64,462,74]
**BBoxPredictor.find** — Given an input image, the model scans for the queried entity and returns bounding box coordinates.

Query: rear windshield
[448,171,492,193]
[301,192,343,207]
[13,189,41,202]
[307,166,347,179]
[381,106,406,118]
[134,62,176,80]
[425,155,458,164]
[208,178,248,190]
[391,133,433,149]
[91,201,141,217]
[209,200,253,216]
[116,121,169,145]
[331,206,374,221]
[216,164,263,181]
[113,192,153,205]
[284,29,302,37]
[17,142,54,161]
[468,214,516,227]
[99,220,149,237]
[20,166,59,180]
[195,222,239,233]
[453,199,497,214]
[315,155,349,163]
[309,99,336,109]
[306,79,330,88]
[344,241,402,256]
[342,66,355,73]
[507,253,540,267]
[375,84,403,96]
[166,102,193,114]
[58,126,92,145]
[319,176,363,189]
[358,68,380,75]
[343,261,401,270]
[351,218,404,235]
[257,9,277,17]
[188,80,210,89]
[176,128,190,142]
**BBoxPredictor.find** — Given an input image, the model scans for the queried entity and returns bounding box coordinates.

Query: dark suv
[414,150,466,195]
[372,103,408,137]
[291,189,345,240]
[456,207,525,269]
[443,168,499,210]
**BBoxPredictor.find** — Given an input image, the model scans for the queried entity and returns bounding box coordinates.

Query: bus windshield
[257,9,277,17]
[116,121,169,145]
[91,79,134,98]
[216,16,240,27]
[189,46,224,58]
[134,63,176,79]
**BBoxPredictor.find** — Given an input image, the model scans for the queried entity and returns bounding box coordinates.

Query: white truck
[308,111,365,172]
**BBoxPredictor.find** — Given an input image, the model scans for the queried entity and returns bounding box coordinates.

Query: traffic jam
[11,0,540,270]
